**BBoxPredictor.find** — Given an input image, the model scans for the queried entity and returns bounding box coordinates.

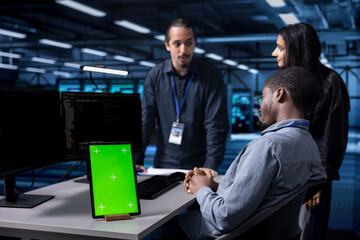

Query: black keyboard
[137,172,186,199]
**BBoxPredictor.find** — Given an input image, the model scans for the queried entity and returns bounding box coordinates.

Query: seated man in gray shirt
[176,67,327,239]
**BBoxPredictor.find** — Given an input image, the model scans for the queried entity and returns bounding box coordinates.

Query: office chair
[215,181,323,240]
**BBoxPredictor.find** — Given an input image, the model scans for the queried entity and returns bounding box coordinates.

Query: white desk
[0,176,196,240]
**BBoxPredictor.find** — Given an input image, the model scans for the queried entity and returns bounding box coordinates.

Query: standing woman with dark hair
[272,23,350,240]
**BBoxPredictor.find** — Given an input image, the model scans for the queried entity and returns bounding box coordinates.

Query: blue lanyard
[171,73,194,122]
[278,121,310,130]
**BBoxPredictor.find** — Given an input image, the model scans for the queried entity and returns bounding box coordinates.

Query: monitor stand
[0,176,54,208]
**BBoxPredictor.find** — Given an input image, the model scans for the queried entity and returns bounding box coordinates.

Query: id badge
[169,122,184,145]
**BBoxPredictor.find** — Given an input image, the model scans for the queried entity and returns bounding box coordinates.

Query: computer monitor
[61,92,142,160]
[0,86,65,208]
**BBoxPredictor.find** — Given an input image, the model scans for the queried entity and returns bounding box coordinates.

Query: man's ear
[164,41,170,51]
[276,88,286,103]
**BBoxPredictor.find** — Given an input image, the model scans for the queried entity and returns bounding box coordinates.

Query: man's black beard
[258,123,270,132]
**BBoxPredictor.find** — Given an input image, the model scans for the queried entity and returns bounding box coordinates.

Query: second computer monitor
[61,92,142,160]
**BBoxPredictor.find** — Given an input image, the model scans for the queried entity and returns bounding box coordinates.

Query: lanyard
[171,73,194,122]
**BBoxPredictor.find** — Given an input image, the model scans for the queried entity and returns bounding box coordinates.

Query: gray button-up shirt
[179,119,327,239]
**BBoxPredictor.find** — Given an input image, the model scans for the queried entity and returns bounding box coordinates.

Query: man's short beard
[258,123,269,131]
[180,63,188,68]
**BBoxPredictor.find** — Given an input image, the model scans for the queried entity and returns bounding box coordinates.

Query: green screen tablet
[87,142,141,218]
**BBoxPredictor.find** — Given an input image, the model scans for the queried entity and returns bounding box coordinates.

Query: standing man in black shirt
[136,18,229,174]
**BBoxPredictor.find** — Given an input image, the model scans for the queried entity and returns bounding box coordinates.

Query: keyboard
[137,172,186,199]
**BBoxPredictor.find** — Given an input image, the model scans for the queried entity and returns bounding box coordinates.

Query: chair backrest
[215,181,323,240]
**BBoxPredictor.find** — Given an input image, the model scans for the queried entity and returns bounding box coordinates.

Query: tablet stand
[105,213,130,221]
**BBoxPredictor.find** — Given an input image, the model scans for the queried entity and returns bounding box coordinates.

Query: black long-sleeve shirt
[138,57,229,170]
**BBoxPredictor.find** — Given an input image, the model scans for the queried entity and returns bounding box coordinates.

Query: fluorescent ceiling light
[0,51,21,59]
[26,67,46,73]
[0,28,27,39]
[279,12,300,25]
[64,62,81,68]
[205,53,223,61]
[53,70,71,77]
[55,0,106,17]
[265,0,286,8]
[0,63,18,70]
[248,68,259,74]
[31,57,56,64]
[194,47,205,54]
[39,38,72,49]
[114,55,135,63]
[81,48,107,56]
[114,20,151,34]
[81,65,128,76]
[237,64,249,70]
[320,58,328,64]
[223,59,237,66]
[139,61,156,67]
[154,35,165,41]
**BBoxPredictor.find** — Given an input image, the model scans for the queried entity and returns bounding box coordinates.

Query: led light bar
[205,53,223,61]
[39,39,73,49]
[81,65,128,76]
[0,63,18,70]
[0,51,21,59]
[55,0,106,17]
[279,12,300,25]
[0,28,27,39]
[223,59,237,66]
[194,47,205,54]
[139,61,156,67]
[81,48,107,56]
[31,57,56,64]
[53,70,71,77]
[64,62,81,68]
[26,67,46,73]
[248,68,259,74]
[114,55,135,63]
[237,64,249,71]
[154,35,165,41]
[266,0,286,8]
[114,20,151,34]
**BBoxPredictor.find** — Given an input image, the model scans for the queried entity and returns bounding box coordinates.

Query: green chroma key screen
[88,143,140,218]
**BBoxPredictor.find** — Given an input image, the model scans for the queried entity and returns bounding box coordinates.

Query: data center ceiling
[0,0,359,81]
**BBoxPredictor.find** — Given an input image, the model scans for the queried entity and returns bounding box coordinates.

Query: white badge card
[169,122,184,145]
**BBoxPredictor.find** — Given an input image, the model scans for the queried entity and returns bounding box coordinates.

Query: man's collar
[163,57,199,75]
[261,119,310,135]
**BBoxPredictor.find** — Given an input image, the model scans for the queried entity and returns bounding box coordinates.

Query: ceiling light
[223,59,237,66]
[81,65,128,76]
[55,0,106,17]
[26,67,46,73]
[237,64,249,70]
[0,51,21,59]
[64,62,81,68]
[31,57,56,64]
[114,20,151,34]
[81,48,107,56]
[154,35,165,41]
[265,0,286,8]
[53,71,71,77]
[0,63,18,70]
[39,39,72,49]
[205,53,223,61]
[114,55,135,63]
[139,61,156,67]
[248,68,259,74]
[0,28,27,39]
[194,47,205,54]
[279,13,300,25]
